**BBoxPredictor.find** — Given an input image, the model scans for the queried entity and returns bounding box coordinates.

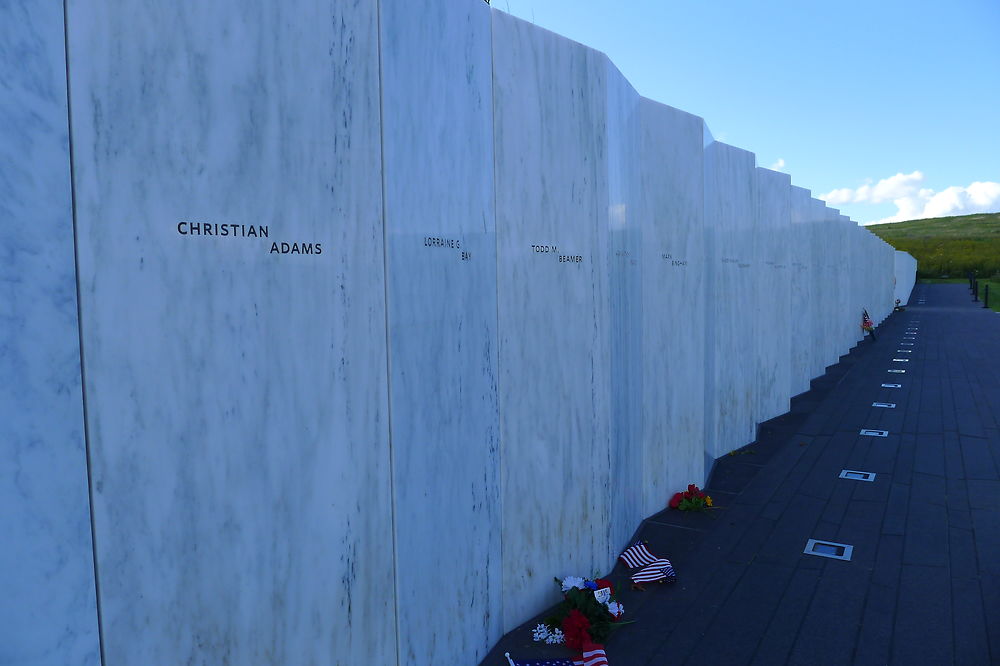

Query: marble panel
[703,141,757,459]
[840,221,859,344]
[638,99,707,509]
[0,4,101,664]
[844,220,861,346]
[788,186,814,396]
[605,61,644,552]
[379,2,501,663]
[827,211,846,352]
[66,1,394,663]
[808,198,830,377]
[843,216,865,346]
[820,206,841,367]
[492,11,612,631]
[755,168,791,423]
[880,239,897,318]
[894,251,918,305]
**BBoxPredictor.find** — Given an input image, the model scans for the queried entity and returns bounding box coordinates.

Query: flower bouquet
[531,576,627,650]
[669,484,713,512]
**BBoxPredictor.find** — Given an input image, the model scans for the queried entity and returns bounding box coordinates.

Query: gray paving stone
[788,565,870,665]
[961,435,998,479]
[882,483,910,536]
[903,501,948,567]
[892,564,953,665]
[854,582,896,665]
[749,567,821,666]
[966,478,1000,509]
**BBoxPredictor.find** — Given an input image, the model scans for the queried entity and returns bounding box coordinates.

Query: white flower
[561,575,586,592]
[607,601,624,618]
[532,624,550,642]
[546,628,565,644]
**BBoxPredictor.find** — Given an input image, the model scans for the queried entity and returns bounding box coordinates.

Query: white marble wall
[818,205,839,367]
[66,1,394,663]
[492,11,612,631]
[379,2,502,663]
[838,215,857,350]
[0,4,101,665]
[806,198,828,376]
[788,186,814,396]
[639,100,707,507]
[606,60,646,554]
[894,251,918,305]
[842,216,864,346]
[755,168,792,423]
[703,142,757,459]
[827,212,843,351]
[5,3,906,662]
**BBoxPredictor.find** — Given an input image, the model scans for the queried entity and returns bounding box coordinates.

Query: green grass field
[868,211,1000,279]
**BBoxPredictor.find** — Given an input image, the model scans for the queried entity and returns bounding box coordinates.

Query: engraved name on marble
[175,221,324,255]
[424,236,471,260]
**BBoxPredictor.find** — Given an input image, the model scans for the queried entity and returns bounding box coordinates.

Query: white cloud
[822,187,856,205]
[819,173,1000,225]
[769,158,785,171]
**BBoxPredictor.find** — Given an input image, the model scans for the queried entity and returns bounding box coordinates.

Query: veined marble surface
[639,99,707,500]
[839,216,861,348]
[492,11,612,631]
[808,198,830,378]
[755,168,791,423]
[894,251,917,305]
[826,208,849,358]
[0,4,101,665]
[703,142,758,459]
[65,1,394,662]
[379,1,502,663]
[788,186,814,397]
[605,59,645,555]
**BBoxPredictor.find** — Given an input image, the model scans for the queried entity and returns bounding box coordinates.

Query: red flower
[669,492,683,509]
[595,578,615,595]
[562,609,592,651]
[688,484,698,493]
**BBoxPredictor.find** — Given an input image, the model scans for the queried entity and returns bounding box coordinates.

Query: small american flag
[630,558,677,584]
[619,542,658,569]
[504,656,576,666]
[505,649,609,666]
[861,310,874,331]
[576,646,610,666]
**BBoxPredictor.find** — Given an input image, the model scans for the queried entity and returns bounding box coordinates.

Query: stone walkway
[487,282,1000,665]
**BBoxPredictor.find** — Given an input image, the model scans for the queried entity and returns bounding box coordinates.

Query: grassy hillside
[867,211,1000,278]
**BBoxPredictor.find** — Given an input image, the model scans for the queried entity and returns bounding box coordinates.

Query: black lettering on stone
[424,236,460,248]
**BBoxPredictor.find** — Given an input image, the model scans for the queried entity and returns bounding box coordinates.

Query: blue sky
[497,0,1000,225]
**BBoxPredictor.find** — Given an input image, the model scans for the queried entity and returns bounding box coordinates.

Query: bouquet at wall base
[668,484,713,512]
[530,576,627,650]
